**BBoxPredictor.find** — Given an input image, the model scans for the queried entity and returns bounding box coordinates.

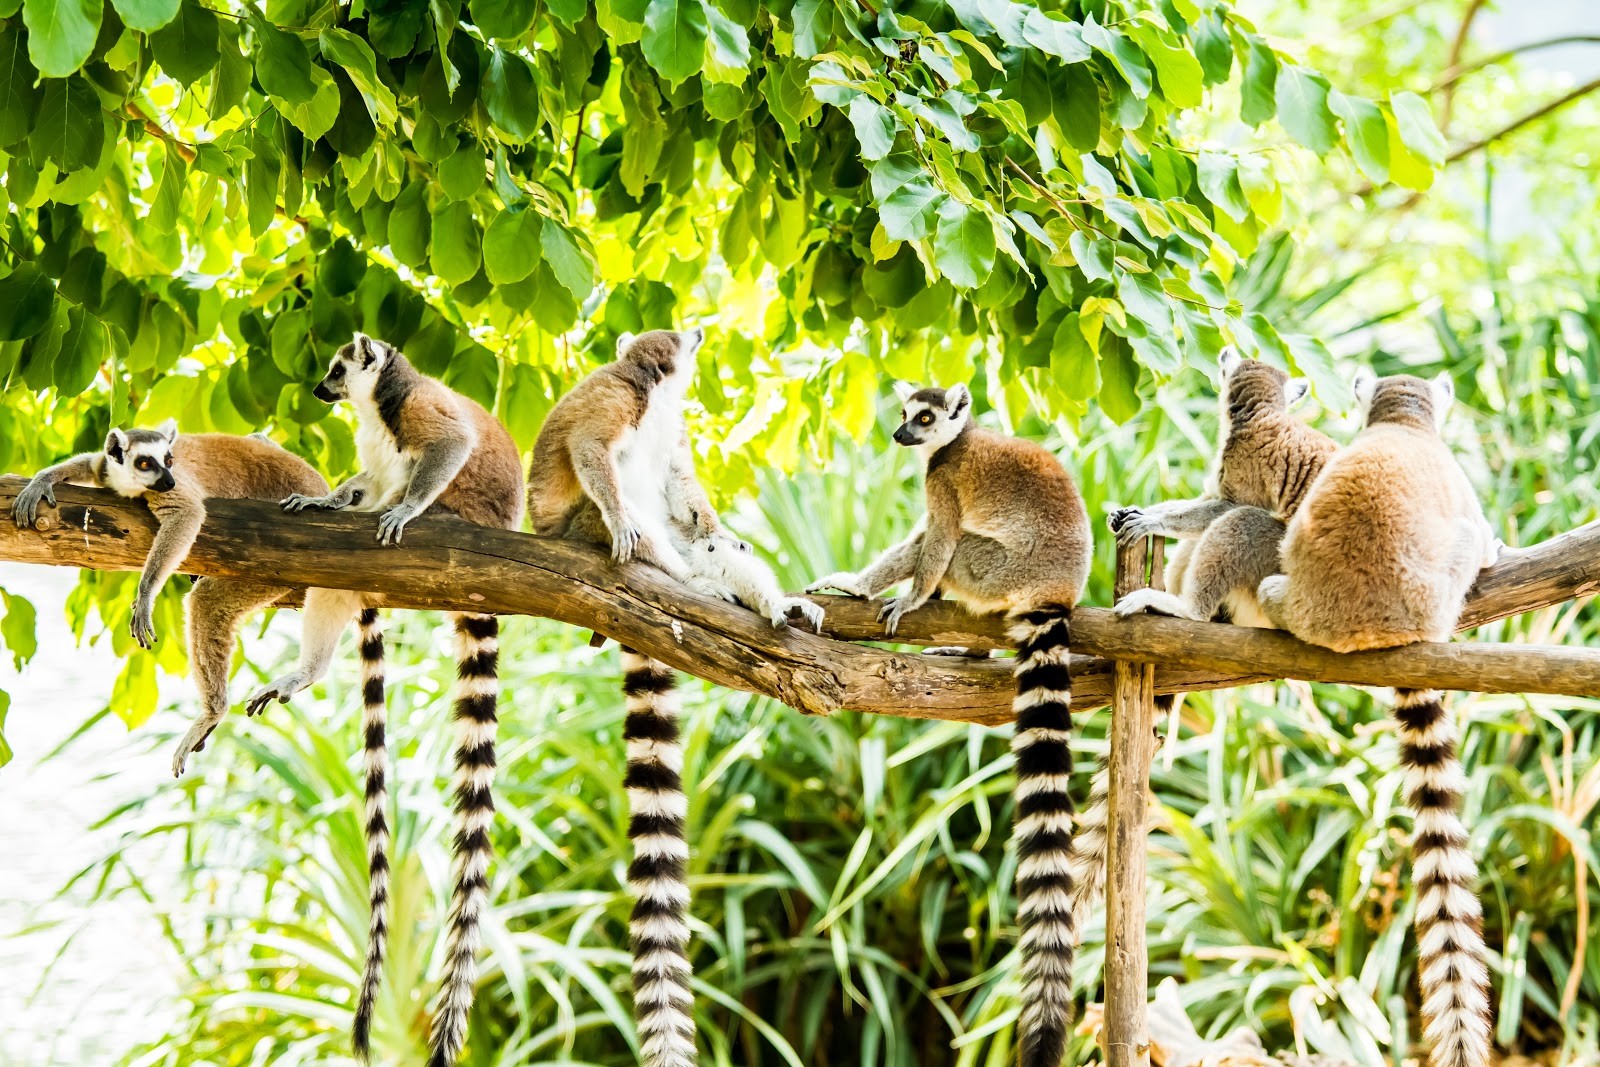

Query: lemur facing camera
[807,381,1092,1067]
[281,333,524,1067]
[10,423,362,779]
[1107,348,1338,625]
[1071,351,1341,937]
[1257,370,1500,1067]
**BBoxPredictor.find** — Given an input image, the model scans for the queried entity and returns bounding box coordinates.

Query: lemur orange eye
[918,412,933,425]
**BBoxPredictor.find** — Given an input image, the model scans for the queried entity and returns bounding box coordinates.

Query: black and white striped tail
[1008,605,1079,1067]
[427,614,500,1067]
[1393,689,1491,1067]
[352,608,388,1061]
[621,650,697,1067]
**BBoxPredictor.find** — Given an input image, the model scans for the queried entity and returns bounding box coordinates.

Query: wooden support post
[1103,537,1162,1067]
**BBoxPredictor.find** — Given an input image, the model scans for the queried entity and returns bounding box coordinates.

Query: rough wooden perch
[1,477,1597,724]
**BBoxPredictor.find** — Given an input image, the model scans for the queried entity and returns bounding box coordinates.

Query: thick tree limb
[1,478,1597,727]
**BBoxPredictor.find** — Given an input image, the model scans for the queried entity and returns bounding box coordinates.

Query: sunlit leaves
[1328,91,1388,184]
[0,26,39,147]
[22,0,100,77]
[483,207,544,284]
[540,219,594,301]
[320,28,399,126]
[1240,37,1278,127]
[1390,90,1446,165]
[1,591,36,670]
[431,201,482,286]
[932,200,995,290]
[33,74,102,171]
[847,97,895,161]
[53,305,106,395]
[251,15,318,103]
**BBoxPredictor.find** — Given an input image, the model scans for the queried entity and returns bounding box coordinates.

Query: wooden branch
[2,478,1598,726]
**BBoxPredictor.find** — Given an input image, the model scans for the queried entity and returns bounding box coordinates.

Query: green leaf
[431,200,482,286]
[1276,65,1336,156]
[319,28,399,125]
[470,0,535,39]
[150,1,220,87]
[482,206,543,284]
[252,16,317,104]
[1082,18,1150,99]
[540,218,594,300]
[1051,61,1101,152]
[0,264,56,342]
[878,178,942,243]
[1239,37,1277,127]
[1328,91,1389,185]
[0,26,41,147]
[1069,230,1113,282]
[317,237,366,296]
[110,0,180,32]
[1131,23,1203,109]
[1,590,37,669]
[642,0,708,84]
[1192,12,1232,86]
[481,47,541,143]
[387,181,431,268]
[23,0,101,77]
[148,145,185,234]
[1051,312,1099,400]
[1022,11,1090,62]
[1197,151,1248,223]
[245,127,281,238]
[847,97,895,161]
[53,305,105,395]
[1284,333,1350,410]
[1098,332,1140,423]
[790,0,828,58]
[276,63,341,140]
[704,2,749,72]
[34,75,104,172]
[932,199,995,290]
[1390,90,1446,165]
[439,140,486,200]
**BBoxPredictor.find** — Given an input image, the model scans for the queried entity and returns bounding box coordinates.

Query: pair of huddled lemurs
[811,353,1497,1067]
[11,327,818,1067]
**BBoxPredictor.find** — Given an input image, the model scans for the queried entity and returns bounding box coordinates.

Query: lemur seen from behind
[11,423,363,778]
[1256,370,1500,1067]
[808,381,1093,1067]
[282,333,524,1067]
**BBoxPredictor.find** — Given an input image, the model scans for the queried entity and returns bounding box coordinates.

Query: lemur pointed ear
[1218,345,1242,378]
[157,418,179,443]
[351,332,379,367]
[1351,367,1378,415]
[891,380,916,402]
[945,382,972,416]
[105,428,128,460]
[1285,378,1310,407]
[1430,371,1456,430]
[616,332,636,358]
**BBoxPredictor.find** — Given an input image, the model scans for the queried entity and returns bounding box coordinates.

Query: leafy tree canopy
[0,0,1449,742]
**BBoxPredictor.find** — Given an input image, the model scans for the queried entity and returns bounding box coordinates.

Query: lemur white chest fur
[615,380,686,524]
[352,395,416,511]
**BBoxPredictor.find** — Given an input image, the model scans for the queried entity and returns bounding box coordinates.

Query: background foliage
[2,0,1598,1064]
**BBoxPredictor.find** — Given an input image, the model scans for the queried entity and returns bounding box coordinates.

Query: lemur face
[315,333,391,403]
[890,382,972,451]
[103,421,178,496]
[617,327,704,390]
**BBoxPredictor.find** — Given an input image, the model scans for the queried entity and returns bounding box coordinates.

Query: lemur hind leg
[1117,506,1285,623]
[244,587,364,716]
[174,577,291,777]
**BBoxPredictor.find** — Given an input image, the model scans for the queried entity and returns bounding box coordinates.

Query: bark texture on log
[1,478,1596,725]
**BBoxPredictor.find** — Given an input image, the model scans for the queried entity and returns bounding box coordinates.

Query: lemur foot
[1106,506,1165,546]
[610,521,644,564]
[171,719,221,778]
[245,672,307,716]
[12,478,56,528]
[1112,588,1199,620]
[878,596,919,636]
[283,492,346,512]
[130,603,157,649]
[923,645,993,658]
[775,596,825,632]
[805,572,869,597]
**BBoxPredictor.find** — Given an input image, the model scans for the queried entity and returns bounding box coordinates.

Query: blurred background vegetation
[2,0,1600,1065]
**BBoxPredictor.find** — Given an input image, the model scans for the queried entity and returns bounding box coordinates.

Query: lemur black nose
[892,426,913,446]
[154,472,175,492]
[312,383,335,402]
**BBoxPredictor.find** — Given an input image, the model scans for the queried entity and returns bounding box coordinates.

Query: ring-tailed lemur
[10,422,363,778]
[807,381,1093,1067]
[1257,370,1501,1067]
[283,333,524,1067]
[1066,351,1340,938]
[528,328,819,1067]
